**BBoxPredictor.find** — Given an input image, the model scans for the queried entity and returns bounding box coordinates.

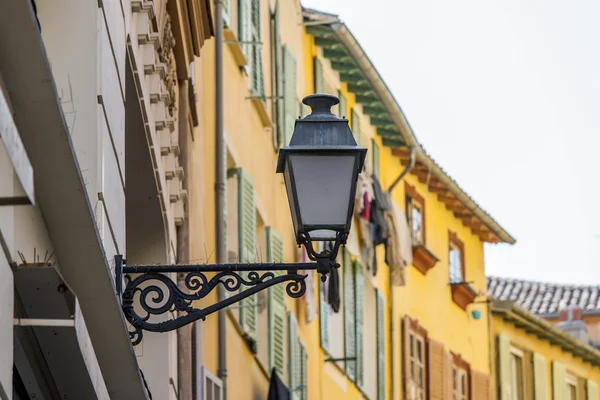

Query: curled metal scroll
[122,270,308,345]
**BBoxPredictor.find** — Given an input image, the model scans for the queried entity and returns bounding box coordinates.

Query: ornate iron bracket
[115,234,346,345]
[116,257,322,345]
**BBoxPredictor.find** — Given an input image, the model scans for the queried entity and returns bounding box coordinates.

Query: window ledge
[249,94,273,128]
[412,243,439,275]
[224,28,248,67]
[450,282,478,310]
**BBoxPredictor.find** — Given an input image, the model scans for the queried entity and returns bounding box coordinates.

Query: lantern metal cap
[276,94,367,173]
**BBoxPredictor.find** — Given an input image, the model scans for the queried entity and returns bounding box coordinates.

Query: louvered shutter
[403,316,412,397]
[238,0,250,58]
[223,0,231,26]
[428,339,445,400]
[588,380,599,400]
[300,341,308,400]
[250,0,263,97]
[372,139,380,178]
[271,2,283,150]
[471,371,490,400]
[267,227,286,378]
[338,90,347,119]
[343,249,356,381]
[498,333,512,400]
[319,279,329,351]
[355,262,365,387]
[552,361,566,400]
[314,57,324,93]
[351,109,360,145]
[238,169,257,340]
[288,312,301,400]
[376,289,386,400]
[283,45,297,146]
[533,352,548,400]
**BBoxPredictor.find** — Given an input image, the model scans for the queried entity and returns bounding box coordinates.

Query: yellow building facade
[492,301,600,400]
[186,1,600,400]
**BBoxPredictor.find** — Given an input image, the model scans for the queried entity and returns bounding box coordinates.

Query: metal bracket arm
[115,256,318,345]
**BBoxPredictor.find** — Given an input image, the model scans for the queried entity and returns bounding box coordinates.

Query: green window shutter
[552,361,566,400]
[498,333,512,400]
[300,341,308,400]
[271,2,283,150]
[355,262,364,388]
[588,380,599,400]
[288,312,301,400]
[283,45,297,146]
[376,289,385,400]
[267,227,286,378]
[343,249,356,381]
[238,169,257,340]
[351,109,360,145]
[250,0,264,97]
[338,90,347,119]
[238,0,250,57]
[319,280,329,352]
[223,0,231,27]
[314,57,324,93]
[533,353,548,400]
[372,139,380,178]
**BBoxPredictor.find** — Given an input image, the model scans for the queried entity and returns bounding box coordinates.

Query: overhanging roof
[303,8,515,244]
[493,300,600,366]
[0,2,149,398]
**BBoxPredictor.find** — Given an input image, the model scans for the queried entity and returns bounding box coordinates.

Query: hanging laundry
[355,172,375,219]
[370,175,390,246]
[383,192,413,286]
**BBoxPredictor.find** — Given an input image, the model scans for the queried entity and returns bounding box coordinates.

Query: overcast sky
[302,0,600,284]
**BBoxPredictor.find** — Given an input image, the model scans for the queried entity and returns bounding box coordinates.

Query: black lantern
[276,94,367,247]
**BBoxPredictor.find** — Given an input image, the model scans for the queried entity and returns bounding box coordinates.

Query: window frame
[509,346,525,400]
[451,352,470,400]
[405,182,426,245]
[566,373,578,400]
[404,316,428,400]
[448,231,465,284]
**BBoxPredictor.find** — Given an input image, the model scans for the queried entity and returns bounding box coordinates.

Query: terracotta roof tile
[487,277,600,317]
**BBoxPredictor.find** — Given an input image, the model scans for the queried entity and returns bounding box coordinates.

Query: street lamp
[116,94,366,345]
[277,94,366,275]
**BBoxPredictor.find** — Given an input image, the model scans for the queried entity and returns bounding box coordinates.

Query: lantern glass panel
[288,153,356,238]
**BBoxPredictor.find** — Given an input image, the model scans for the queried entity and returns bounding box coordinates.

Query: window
[202,367,224,400]
[351,109,360,145]
[451,354,470,400]
[448,232,464,284]
[289,312,308,400]
[510,347,525,400]
[283,45,297,146]
[405,183,425,244]
[566,374,578,400]
[371,139,380,179]
[404,317,427,400]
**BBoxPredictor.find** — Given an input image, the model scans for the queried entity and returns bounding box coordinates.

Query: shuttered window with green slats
[238,0,250,59]
[343,249,356,381]
[372,139,380,178]
[223,0,231,26]
[498,333,512,400]
[271,2,283,150]
[355,262,364,388]
[319,279,329,352]
[588,380,599,400]
[288,312,307,400]
[283,45,297,146]
[237,169,257,341]
[314,57,324,93]
[249,0,264,98]
[351,109,360,145]
[552,361,567,400]
[376,289,385,399]
[267,227,286,379]
[533,352,547,400]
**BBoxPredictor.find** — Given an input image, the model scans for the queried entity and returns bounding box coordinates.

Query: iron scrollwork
[116,257,317,345]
